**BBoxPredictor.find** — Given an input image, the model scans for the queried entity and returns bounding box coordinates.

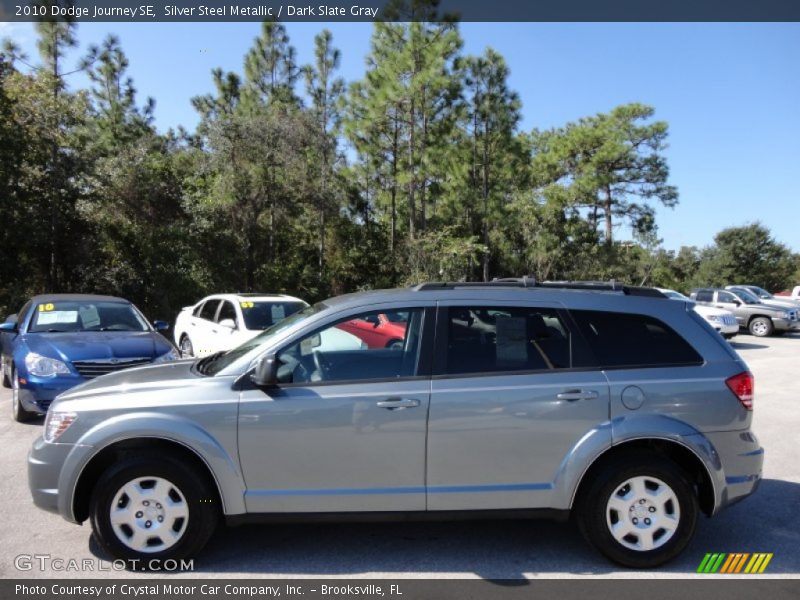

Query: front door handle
[376,398,420,410]
[557,389,599,401]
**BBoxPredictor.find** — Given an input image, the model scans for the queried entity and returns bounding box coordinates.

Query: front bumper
[28,435,70,516]
[715,323,739,336]
[771,317,800,332]
[18,375,82,413]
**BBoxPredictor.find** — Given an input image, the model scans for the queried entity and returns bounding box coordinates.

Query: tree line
[1,11,798,321]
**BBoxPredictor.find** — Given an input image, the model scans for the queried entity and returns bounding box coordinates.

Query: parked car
[0,294,178,422]
[725,285,800,309]
[335,311,408,349]
[173,293,307,357]
[656,289,738,339]
[690,287,800,337]
[29,280,762,568]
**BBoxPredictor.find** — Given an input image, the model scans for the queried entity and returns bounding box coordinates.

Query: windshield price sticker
[240,301,255,309]
[38,303,55,312]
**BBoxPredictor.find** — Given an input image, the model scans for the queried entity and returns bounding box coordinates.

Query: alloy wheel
[109,476,189,553]
[605,475,681,552]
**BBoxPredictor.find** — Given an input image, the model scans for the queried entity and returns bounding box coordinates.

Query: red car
[336,312,408,349]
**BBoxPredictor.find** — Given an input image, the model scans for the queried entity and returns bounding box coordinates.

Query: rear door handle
[376,398,420,410]
[557,389,599,401]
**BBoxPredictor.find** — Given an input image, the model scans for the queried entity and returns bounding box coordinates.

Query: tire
[386,339,404,350]
[576,453,698,568]
[2,357,10,388]
[179,335,194,358]
[748,317,773,337]
[89,453,219,565]
[11,368,37,423]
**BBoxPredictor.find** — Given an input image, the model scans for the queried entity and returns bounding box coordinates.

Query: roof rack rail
[412,278,665,298]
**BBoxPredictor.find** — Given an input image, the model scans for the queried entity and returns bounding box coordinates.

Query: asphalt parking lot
[1,334,798,580]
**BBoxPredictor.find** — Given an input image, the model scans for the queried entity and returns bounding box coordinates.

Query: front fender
[58,412,246,522]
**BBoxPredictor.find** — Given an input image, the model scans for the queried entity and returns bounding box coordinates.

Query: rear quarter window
[569,310,703,368]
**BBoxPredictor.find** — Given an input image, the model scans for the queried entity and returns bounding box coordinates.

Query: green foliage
[696,223,796,292]
[0,19,796,322]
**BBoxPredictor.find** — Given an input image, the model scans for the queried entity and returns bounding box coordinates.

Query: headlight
[44,411,78,443]
[153,348,180,363]
[706,315,720,322]
[25,353,70,377]
[780,311,790,319]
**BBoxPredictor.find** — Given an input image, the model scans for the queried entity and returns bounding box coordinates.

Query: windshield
[28,301,149,333]
[750,286,771,299]
[662,290,688,300]
[199,302,329,376]
[733,289,761,304]
[240,301,306,330]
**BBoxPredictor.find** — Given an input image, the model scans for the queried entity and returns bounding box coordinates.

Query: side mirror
[0,322,17,333]
[153,320,170,331]
[5,314,17,324]
[733,300,741,306]
[219,318,236,330]
[251,354,278,386]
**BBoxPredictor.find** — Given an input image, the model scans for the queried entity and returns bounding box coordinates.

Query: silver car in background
[28,280,762,569]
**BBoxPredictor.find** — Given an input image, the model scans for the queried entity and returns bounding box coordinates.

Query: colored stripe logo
[697,553,773,574]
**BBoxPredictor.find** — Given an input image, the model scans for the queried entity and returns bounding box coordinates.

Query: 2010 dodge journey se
[28,280,763,568]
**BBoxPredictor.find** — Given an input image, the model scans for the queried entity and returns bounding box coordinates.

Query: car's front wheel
[577,454,698,568]
[89,454,219,565]
[11,368,37,423]
[748,316,773,337]
[1,356,10,388]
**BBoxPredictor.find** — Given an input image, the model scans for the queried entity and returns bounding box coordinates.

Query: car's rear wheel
[89,454,218,565]
[577,454,698,568]
[11,368,36,423]
[179,335,194,358]
[748,317,773,337]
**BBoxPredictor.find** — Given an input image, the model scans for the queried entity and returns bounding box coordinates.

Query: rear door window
[443,306,573,376]
[570,310,703,368]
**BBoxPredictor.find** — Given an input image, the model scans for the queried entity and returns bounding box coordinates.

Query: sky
[3,21,799,252]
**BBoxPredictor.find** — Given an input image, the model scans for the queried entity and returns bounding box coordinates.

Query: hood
[54,359,198,403]
[24,331,173,363]
[754,302,795,314]
[761,297,800,309]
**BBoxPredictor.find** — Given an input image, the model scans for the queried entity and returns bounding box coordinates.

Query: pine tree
[460,48,524,280]
[303,30,345,285]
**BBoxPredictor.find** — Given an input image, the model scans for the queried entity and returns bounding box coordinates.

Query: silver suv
[28,280,763,568]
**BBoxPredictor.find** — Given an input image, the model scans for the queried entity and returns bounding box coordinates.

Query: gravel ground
[1,333,797,579]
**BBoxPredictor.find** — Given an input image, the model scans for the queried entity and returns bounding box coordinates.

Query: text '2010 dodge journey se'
[28,280,763,568]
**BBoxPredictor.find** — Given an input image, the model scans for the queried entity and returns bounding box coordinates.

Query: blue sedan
[1,294,179,422]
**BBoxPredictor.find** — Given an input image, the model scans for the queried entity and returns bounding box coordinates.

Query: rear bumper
[704,430,764,513]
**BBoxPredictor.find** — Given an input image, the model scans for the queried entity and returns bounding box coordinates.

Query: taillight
[726,371,754,410]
